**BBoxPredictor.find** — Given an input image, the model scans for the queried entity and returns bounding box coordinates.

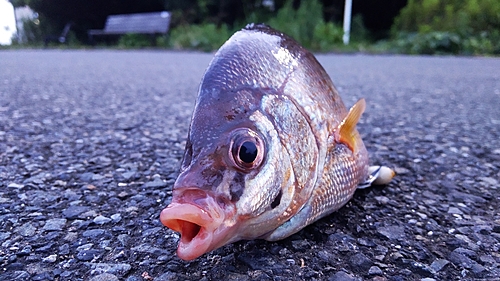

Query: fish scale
[307,144,369,226]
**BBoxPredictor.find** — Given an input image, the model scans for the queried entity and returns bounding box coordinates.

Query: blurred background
[1,0,499,55]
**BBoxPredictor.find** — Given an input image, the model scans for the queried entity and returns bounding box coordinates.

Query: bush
[264,0,350,51]
[268,0,324,49]
[391,0,500,54]
[168,23,231,52]
[311,22,344,51]
[393,31,461,54]
[166,0,355,53]
[118,34,154,48]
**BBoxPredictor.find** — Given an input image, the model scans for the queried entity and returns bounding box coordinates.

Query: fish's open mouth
[160,203,216,260]
[180,221,201,242]
[160,192,236,260]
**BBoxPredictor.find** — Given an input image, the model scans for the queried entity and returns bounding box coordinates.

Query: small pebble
[368,266,383,275]
[377,226,406,240]
[329,271,360,281]
[89,273,119,281]
[7,183,24,189]
[42,218,67,231]
[94,215,112,225]
[349,253,373,272]
[16,222,37,237]
[63,206,90,219]
[85,262,132,275]
[111,214,122,223]
[447,207,463,215]
[42,254,57,263]
[83,229,106,238]
[430,259,450,272]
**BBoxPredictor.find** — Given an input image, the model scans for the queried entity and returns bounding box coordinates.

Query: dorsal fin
[336,98,366,152]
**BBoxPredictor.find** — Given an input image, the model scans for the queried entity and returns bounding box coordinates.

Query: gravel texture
[0,50,499,280]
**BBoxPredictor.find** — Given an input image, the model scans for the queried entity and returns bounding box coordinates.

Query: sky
[0,0,17,45]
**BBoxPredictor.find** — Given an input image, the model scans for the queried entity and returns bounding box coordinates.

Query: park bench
[88,11,171,44]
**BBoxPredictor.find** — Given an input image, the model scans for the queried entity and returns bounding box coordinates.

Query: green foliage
[264,0,348,51]
[392,30,500,55]
[461,30,500,55]
[391,0,500,54]
[393,0,500,34]
[350,14,369,42]
[118,34,154,48]
[311,22,344,51]
[168,23,231,52]
[392,31,461,54]
[166,0,351,52]
[268,0,324,49]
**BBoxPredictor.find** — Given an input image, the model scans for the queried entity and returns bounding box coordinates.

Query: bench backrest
[104,11,171,34]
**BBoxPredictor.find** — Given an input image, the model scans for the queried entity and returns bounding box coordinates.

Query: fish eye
[230,129,264,171]
[239,141,258,163]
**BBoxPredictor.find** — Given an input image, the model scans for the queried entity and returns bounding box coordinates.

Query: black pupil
[239,141,258,163]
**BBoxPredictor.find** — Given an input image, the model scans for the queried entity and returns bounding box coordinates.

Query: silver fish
[160,24,394,260]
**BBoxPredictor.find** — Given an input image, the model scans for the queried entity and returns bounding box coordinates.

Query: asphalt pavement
[0,49,499,280]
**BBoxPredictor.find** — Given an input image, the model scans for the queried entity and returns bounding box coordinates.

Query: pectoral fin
[336,98,366,152]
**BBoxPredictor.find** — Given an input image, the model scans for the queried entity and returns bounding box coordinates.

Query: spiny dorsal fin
[336,98,366,152]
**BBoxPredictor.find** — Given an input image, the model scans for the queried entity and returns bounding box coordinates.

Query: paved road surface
[1,50,499,280]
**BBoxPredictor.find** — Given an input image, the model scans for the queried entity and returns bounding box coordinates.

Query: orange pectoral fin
[335,98,366,152]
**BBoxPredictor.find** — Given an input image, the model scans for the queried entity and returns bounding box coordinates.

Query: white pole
[343,0,352,45]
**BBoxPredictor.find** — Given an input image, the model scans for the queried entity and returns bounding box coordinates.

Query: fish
[160,23,394,261]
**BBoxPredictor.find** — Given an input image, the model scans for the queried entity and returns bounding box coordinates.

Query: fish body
[160,24,393,261]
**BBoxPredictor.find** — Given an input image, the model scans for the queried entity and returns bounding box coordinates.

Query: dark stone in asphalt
[85,262,132,276]
[6,262,24,271]
[0,50,499,280]
[16,222,37,236]
[63,205,90,219]
[430,258,450,272]
[80,172,96,182]
[404,259,434,277]
[31,272,54,281]
[349,252,373,272]
[236,251,277,270]
[17,245,32,256]
[82,229,109,238]
[7,271,31,280]
[77,249,103,261]
[368,266,383,275]
[377,225,406,240]
[59,244,70,255]
[143,178,168,188]
[42,218,67,231]
[328,271,361,281]
[154,272,177,281]
[88,273,119,281]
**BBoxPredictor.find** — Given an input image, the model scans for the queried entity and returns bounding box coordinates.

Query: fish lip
[160,194,236,261]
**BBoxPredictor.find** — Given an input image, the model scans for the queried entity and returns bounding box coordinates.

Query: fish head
[160,85,298,260]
